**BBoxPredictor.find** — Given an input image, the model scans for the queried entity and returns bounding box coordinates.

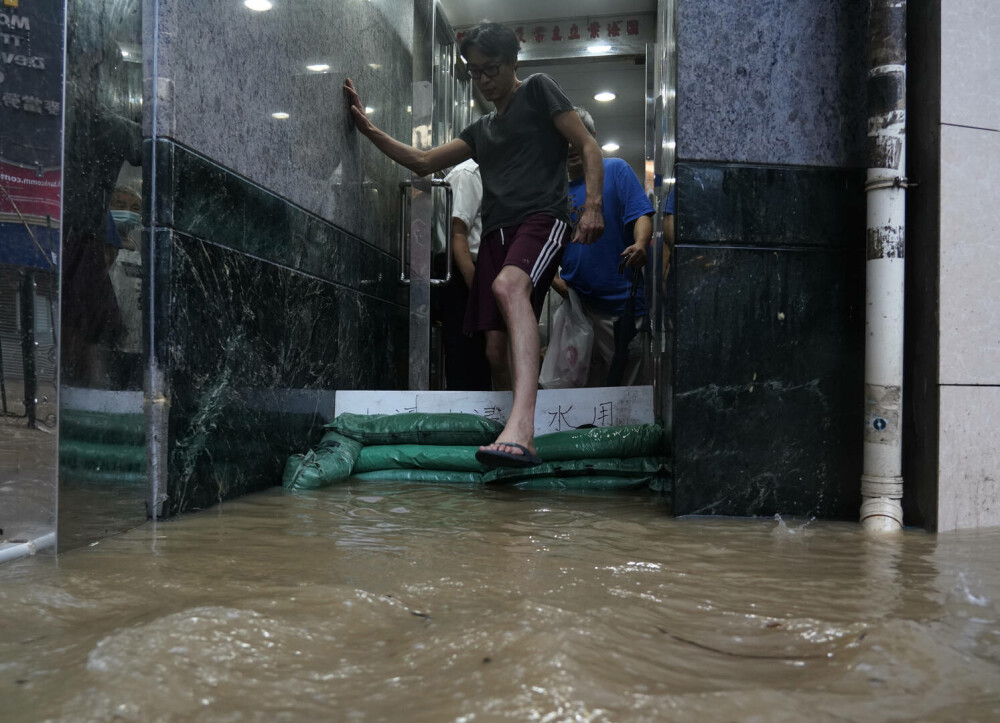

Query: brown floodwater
[1,482,999,722]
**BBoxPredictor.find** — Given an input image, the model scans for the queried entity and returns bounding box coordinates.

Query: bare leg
[485,329,511,391]
[479,265,540,457]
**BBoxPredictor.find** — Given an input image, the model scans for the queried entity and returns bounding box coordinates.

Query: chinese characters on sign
[455,15,652,48]
[334,389,653,436]
[546,401,614,432]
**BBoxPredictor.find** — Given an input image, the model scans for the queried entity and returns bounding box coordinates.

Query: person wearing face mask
[343,23,604,469]
[106,183,144,388]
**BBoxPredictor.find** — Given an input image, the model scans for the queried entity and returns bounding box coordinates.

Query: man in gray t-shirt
[344,23,604,469]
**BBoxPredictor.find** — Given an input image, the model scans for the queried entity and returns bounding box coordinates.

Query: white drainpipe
[861,0,907,532]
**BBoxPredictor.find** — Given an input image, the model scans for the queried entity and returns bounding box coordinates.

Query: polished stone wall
[150,0,412,252]
[677,0,867,167]
[671,163,865,518]
[669,0,869,518]
[146,0,413,514]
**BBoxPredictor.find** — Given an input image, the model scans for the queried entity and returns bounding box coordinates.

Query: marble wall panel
[941,0,1000,132]
[163,230,407,514]
[670,161,866,518]
[676,0,868,167]
[675,162,866,248]
[151,0,414,251]
[937,385,1000,531]
[671,244,864,518]
[938,124,1000,385]
[150,139,402,293]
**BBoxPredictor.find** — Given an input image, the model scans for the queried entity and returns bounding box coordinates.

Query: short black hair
[459,23,520,64]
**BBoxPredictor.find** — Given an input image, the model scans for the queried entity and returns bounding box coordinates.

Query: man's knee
[491,266,531,308]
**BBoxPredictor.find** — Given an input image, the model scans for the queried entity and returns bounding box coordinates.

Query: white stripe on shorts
[529,220,566,286]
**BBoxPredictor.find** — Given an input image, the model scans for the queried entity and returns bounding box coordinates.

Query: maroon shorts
[463,214,569,334]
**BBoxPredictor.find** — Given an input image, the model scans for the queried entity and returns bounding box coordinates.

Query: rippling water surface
[1,482,999,721]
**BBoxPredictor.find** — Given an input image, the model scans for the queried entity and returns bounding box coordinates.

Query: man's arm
[451,218,476,288]
[344,78,472,175]
[552,110,604,245]
[622,214,654,269]
[550,274,569,298]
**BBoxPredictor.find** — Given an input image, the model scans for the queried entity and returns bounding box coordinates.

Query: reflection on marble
[671,162,865,518]
[162,231,407,514]
[1,0,65,556]
[677,0,867,167]
[150,0,413,251]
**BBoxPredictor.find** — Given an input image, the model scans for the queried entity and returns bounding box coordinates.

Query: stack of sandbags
[484,424,665,490]
[282,412,667,492]
[282,413,500,490]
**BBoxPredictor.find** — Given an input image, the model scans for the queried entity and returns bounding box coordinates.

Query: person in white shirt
[440,159,491,390]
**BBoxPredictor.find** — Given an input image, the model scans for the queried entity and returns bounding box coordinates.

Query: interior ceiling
[438,0,655,27]
[438,0,654,184]
[526,57,648,184]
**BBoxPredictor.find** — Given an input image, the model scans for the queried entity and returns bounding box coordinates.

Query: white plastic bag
[539,287,594,389]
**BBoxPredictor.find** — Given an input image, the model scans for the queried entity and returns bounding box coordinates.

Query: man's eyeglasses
[467,63,502,80]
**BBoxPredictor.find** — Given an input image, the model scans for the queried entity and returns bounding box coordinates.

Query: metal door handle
[431,179,453,287]
[398,178,453,286]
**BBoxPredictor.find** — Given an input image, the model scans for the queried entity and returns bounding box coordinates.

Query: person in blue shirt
[552,107,655,386]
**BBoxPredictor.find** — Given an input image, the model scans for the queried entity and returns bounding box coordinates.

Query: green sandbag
[534,424,664,462]
[282,432,362,490]
[483,456,664,486]
[59,439,146,472]
[512,476,655,491]
[351,469,484,484]
[60,409,145,445]
[354,444,486,474]
[61,468,147,485]
[326,412,503,446]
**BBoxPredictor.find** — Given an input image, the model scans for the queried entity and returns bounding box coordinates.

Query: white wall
[935,0,1000,530]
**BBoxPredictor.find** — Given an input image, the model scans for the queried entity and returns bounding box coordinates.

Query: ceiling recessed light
[594,91,616,102]
[121,49,130,58]
[368,63,382,70]
[244,0,273,11]
[306,63,329,72]
[601,142,620,152]
[587,44,611,54]
[272,111,290,119]
[364,106,374,114]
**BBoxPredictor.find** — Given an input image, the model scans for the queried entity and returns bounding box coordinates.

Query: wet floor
[1,482,999,722]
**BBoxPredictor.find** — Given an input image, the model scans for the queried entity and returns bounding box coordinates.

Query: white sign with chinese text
[334,386,655,436]
[455,16,654,47]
